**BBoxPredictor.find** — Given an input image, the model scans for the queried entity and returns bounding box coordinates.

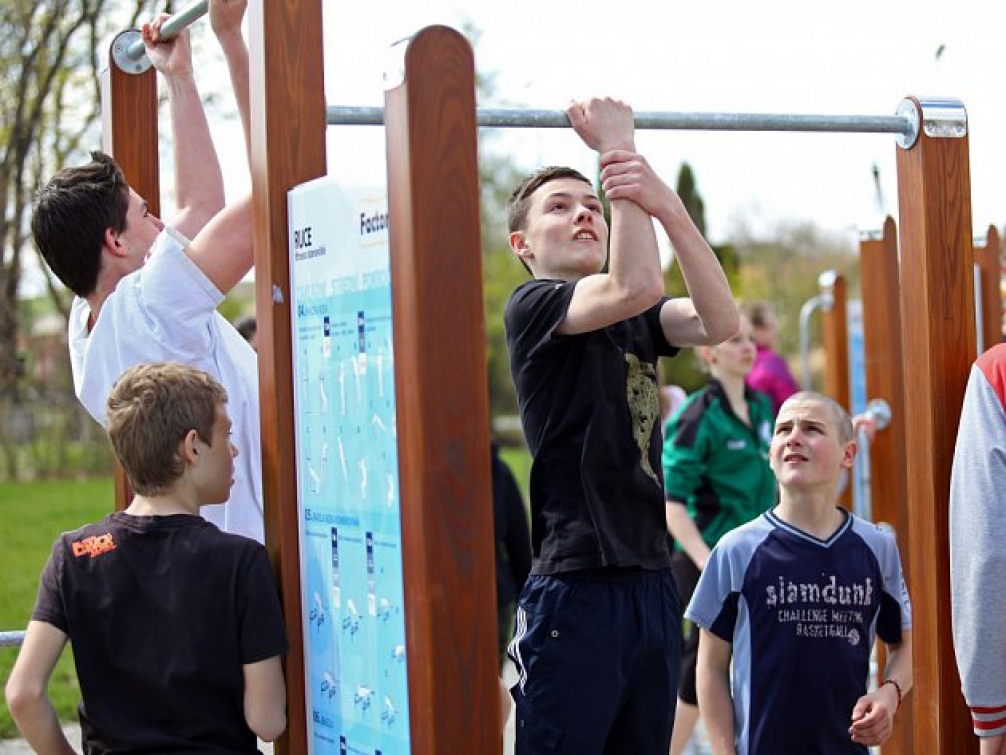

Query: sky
[314,0,1006,247]
[22,0,1005,296]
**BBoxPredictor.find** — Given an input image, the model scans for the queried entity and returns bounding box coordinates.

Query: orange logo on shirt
[72,533,117,559]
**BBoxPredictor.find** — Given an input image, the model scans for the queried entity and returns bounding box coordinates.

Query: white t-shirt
[69,228,263,542]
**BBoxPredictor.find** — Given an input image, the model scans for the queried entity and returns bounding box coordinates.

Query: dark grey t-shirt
[34,512,288,754]
[505,278,678,575]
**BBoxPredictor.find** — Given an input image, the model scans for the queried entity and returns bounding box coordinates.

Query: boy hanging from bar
[504,96,739,754]
[30,0,263,541]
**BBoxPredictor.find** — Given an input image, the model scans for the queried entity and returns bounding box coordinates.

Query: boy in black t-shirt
[5,362,288,754]
[503,97,739,755]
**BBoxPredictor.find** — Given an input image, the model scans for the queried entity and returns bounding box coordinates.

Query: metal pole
[125,0,208,61]
[799,295,827,389]
[974,263,985,355]
[798,271,839,389]
[0,630,25,648]
[327,105,916,137]
[853,398,892,522]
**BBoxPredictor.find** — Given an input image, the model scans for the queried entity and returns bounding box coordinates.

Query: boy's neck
[715,373,748,407]
[715,375,751,426]
[533,268,584,283]
[774,491,846,540]
[125,493,200,518]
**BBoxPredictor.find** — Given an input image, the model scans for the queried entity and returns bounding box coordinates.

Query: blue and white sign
[288,176,410,754]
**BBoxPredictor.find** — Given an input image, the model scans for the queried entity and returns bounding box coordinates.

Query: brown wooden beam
[248,1,327,752]
[101,44,159,511]
[895,96,976,754]
[385,25,500,753]
[821,272,850,506]
[822,273,849,409]
[859,217,913,753]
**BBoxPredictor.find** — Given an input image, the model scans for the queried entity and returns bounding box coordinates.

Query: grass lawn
[498,444,531,502]
[0,448,532,740]
[0,477,113,738]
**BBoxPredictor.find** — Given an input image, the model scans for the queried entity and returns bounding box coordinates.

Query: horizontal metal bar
[326,106,915,136]
[0,630,25,648]
[126,0,208,61]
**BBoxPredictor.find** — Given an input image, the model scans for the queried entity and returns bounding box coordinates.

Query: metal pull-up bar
[111,0,208,74]
[109,0,931,148]
[126,0,208,61]
[326,105,917,140]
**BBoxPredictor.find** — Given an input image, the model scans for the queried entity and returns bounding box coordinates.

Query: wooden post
[822,273,850,409]
[895,96,977,754]
[384,26,500,753]
[101,40,159,511]
[248,0,327,752]
[859,217,913,753]
[821,272,850,506]
[976,225,1003,351]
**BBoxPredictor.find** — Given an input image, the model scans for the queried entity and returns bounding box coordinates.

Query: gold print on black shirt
[625,353,659,485]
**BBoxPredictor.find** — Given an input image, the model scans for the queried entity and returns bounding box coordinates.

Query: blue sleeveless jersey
[686,509,911,755]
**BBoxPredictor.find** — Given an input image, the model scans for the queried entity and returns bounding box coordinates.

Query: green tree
[660,163,742,394]
[731,218,858,365]
[676,163,706,237]
[463,22,535,423]
[480,151,528,421]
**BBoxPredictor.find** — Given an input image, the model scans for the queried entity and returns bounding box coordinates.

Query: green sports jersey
[662,380,777,549]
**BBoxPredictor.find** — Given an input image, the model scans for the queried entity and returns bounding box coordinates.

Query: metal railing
[1,630,26,648]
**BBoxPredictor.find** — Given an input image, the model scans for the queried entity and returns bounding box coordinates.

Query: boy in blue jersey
[688,391,913,755]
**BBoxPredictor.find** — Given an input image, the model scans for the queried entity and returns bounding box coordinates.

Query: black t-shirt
[33,512,288,754]
[505,278,679,574]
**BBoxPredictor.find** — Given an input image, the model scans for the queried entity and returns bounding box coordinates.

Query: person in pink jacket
[744,301,800,416]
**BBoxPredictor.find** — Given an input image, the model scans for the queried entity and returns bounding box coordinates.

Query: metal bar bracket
[111,30,152,75]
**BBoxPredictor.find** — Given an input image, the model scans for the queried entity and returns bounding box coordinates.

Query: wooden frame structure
[101,6,984,750]
[820,272,851,507]
[859,217,913,753]
[103,5,496,754]
[821,272,850,411]
[99,47,157,508]
[383,26,499,752]
[895,96,976,754]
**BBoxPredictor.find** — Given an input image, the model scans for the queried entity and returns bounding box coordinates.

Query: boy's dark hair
[31,151,130,298]
[106,362,228,496]
[507,165,593,234]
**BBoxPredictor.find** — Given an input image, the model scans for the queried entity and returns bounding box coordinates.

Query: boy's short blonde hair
[782,390,854,443]
[106,362,228,496]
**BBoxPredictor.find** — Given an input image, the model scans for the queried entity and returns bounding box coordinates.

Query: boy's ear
[509,230,531,260]
[102,227,128,257]
[178,429,201,465]
[840,439,857,469]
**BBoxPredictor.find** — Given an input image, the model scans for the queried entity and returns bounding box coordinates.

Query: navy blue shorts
[508,568,681,755]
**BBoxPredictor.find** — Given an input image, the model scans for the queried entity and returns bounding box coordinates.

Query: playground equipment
[798,270,839,390]
[94,1,983,751]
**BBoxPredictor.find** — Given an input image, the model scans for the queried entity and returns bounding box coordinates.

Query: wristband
[881,678,903,709]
